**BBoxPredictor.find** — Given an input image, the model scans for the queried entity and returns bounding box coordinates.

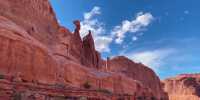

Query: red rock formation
[0,0,60,46]
[163,74,200,100]
[0,79,114,100]
[70,20,84,63]
[82,30,101,69]
[0,0,168,100]
[105,56,168,100]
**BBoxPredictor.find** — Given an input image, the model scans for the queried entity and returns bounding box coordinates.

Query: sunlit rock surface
[163,74,200,100]
[0,0,168,100]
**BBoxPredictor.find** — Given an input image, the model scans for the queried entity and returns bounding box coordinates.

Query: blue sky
[50,0,200,79]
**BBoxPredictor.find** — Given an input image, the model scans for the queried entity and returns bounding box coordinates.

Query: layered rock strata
[0,0,168,100]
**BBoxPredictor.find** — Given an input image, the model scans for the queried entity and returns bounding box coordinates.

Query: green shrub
[184,77,196,86]
[0,74,4,79]
[96,88,112,94]
[151,97,157,100]
[79,96,87,100]
[136,96,146,100]
[83,81,91,89]
[53,96,66,100]
[55,83,65,89]
[13,92,21,100]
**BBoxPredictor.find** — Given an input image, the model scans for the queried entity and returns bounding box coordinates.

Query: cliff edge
[0,0,168,100]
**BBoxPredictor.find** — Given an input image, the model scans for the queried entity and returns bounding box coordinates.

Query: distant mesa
[163,73,200,100]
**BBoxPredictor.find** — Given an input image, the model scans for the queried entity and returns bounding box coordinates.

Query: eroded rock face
[82,31,101,69]
[0,16,59,84]
[0,0,168,100]
[0,0,59,46]
[163,74,200,100]
[106,56,168,100]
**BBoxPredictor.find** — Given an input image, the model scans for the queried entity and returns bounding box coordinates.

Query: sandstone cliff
[107,56,168,99]
[0,0,168,100]
[163,74,200,100]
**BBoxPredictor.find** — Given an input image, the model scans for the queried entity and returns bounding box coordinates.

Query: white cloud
[184,10,189,14]
[124,49,175,72]
[80,6,104,38]
[80,6,154,52]
[95,36,112,52]
[132,36,138,41]
[111,12,154,44]
[58,19,61,24]
[84,6,101,20]
[80,6,112,52]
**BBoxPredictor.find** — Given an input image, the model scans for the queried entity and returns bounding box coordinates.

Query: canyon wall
[163,74,200,100]
[0,0,168,100]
